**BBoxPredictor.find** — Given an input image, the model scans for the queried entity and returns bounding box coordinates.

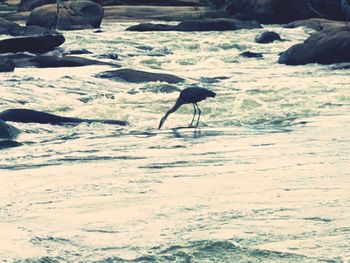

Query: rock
[307,0,344,20]
[126,18,261,32]
[0,17,23,36]
[29,55,118,68]
[0,120,20,140]
[0,140,23,149]
[101,0,205,6]
[97,68,184,83]
[23,25,58,35]
[64,49,93,55]
[175,18,261,31]
[0,108,128,126]
[0,34,65,54]
[0,54,113,68]
[224,0,315,24]
[18,0,55,12]
[255,31,282,43]
[284,18,348,31]
[0,58,15,72]
[99,53,119,60]
[0,53,36,67]
[126,23,174,31]
[278,27,350,65]
[240,51,263,58]
[26,0,104,30]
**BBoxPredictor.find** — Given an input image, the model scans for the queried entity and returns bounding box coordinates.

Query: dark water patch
[79,93,116,103]
[96,255,158,263]
[30,236,72,245]
[199,76,229,84]
[303,217,333,223]
[83,229,120,234]
[140,160,189,170]
[56,155,146,162]
[15,257,64,263]
[96,240,330,263]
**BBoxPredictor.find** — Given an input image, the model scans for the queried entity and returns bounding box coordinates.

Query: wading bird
[158,87,216,129]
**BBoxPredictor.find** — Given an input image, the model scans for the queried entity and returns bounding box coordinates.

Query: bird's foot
[188,124,199,129]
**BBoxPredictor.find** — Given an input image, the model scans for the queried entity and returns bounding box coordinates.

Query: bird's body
[158,87,216,129]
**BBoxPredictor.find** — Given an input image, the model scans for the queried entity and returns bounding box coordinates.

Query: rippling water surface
[0,22,349,262]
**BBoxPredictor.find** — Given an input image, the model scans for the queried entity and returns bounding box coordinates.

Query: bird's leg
[189,103,197,127]
[195,103,201,127]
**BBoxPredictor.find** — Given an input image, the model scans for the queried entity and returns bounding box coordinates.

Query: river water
[0,22,349,262]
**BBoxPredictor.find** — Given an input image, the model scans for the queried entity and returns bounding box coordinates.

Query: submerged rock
[0,140,23,149]
[97,68,184,83]
[240,51,263,58]
[26,0,104,30]
[0,120,20,140]
[0,58,15,72]
[126,18,261,32]
[278,27,350,65]
[0,34,65,54]
[255,31,282,44]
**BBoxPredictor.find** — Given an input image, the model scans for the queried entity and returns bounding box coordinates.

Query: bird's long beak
[158,98,184,130]
[158,112,171,130]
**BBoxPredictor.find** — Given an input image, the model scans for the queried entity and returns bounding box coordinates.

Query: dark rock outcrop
[126,23,174,31]
[97,69,184,83]
[240,51,263,58]
[126,18,261,31]
[224,0,315,24]
[255,31,282,43]
[26,0,104,30]
[307,0,346,20]
[101,0,205,6]
[0,109,128,126]
[0,54,117,68]
[0,120,20,140]
[278,27,350,65]
[18,0,55,12]
[0,58,15,72]
[284,18,348,31]
[0,17,23,36]
[29,55,118,68]
[0,34,65,54]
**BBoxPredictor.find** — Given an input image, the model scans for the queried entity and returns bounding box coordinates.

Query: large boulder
[255,31,282,43]
[18,0,55,12]
[26,0,104,30]
[0,17,23,36]
[0,34,65,54]
[284,18,348,31]
[306,0,350,20]
[126,18,261,31]
[97,69,184,83]
[224,0,315,24]
[278,27,350,65]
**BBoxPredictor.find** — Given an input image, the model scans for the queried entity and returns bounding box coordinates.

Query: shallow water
[0,22,349,262]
